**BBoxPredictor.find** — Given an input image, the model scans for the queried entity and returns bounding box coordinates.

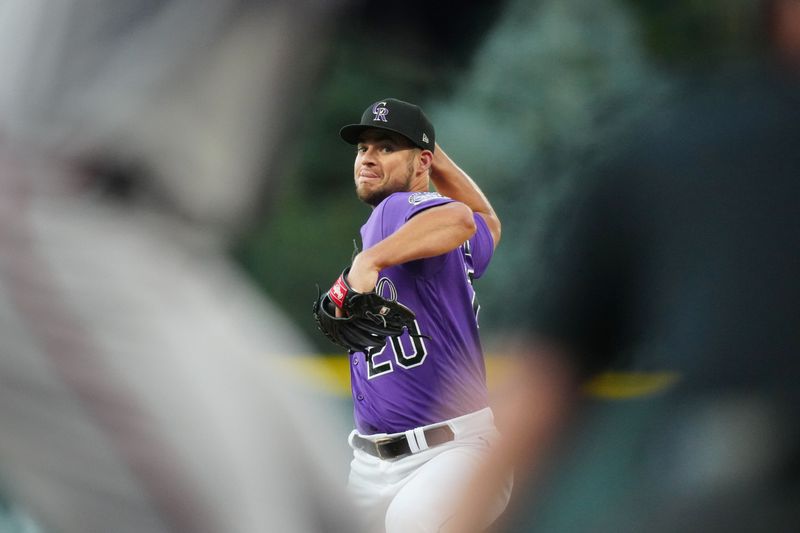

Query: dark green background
[232,0,766,354]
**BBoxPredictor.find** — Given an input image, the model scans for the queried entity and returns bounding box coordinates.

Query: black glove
[313,268,416,353]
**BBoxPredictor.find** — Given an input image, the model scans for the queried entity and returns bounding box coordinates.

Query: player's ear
[418,149,433,174]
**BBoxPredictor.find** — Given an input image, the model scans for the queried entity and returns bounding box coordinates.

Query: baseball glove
[313,268,416,353]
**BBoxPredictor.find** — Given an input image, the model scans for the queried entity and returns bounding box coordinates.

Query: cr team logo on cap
[372,101,389,122]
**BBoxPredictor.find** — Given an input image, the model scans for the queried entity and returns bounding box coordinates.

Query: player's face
[354,130,420,206]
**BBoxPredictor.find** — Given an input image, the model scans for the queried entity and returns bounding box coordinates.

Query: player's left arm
[347,201,476,292]
[348,143,499,293]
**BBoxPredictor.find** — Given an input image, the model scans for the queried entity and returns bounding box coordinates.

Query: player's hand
[333,252,378,317]
[347,252,380,293]
[312,266,416,353]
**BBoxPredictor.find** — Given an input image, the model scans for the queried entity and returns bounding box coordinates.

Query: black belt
[352,425,455,460]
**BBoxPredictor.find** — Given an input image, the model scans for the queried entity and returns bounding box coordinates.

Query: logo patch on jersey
[372,101,389,122]
[408,192,443,205]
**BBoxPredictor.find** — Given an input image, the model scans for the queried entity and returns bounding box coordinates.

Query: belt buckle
[372,437,395,460]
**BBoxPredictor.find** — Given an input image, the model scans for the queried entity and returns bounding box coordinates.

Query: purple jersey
[350,191,494,434]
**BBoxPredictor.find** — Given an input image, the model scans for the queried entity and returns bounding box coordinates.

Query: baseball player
[314,98,513,533]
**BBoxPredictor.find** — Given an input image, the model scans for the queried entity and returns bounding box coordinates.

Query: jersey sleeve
[403,191,454,222]
[466,214,494,280]
[378,192,495,280]
[376,192,454,235]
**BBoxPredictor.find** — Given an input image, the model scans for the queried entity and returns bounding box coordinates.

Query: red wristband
[328,273,349,309]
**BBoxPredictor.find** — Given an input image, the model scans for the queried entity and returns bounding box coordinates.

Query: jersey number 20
[366,320,427,379]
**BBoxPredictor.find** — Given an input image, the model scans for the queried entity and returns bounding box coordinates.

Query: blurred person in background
[449,1,800,532]
[0,1,358,532]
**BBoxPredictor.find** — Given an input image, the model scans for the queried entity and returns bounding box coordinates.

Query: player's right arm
[429,143,501,249]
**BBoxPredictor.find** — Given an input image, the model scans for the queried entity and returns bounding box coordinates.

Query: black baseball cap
[339,98,435,151]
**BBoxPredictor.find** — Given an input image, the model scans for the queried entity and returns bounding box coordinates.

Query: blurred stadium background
[234,2,774,530]
[232,0,763,398]
[233,0,763,358]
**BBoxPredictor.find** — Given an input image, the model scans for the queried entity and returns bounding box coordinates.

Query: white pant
[347,408,513,533]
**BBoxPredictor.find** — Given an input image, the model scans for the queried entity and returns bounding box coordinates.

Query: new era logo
[422,133,429,144]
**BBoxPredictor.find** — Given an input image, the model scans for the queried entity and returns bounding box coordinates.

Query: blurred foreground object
[453,3,800,529]
[0,1,356,532]
[495,66,800,533]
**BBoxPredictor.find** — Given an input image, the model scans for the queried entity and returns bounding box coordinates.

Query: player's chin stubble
[358,183,393,207]
[357,159,416,207]
[357,172,414,207]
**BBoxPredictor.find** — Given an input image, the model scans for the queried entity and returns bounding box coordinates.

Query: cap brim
[339,124,421,148]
